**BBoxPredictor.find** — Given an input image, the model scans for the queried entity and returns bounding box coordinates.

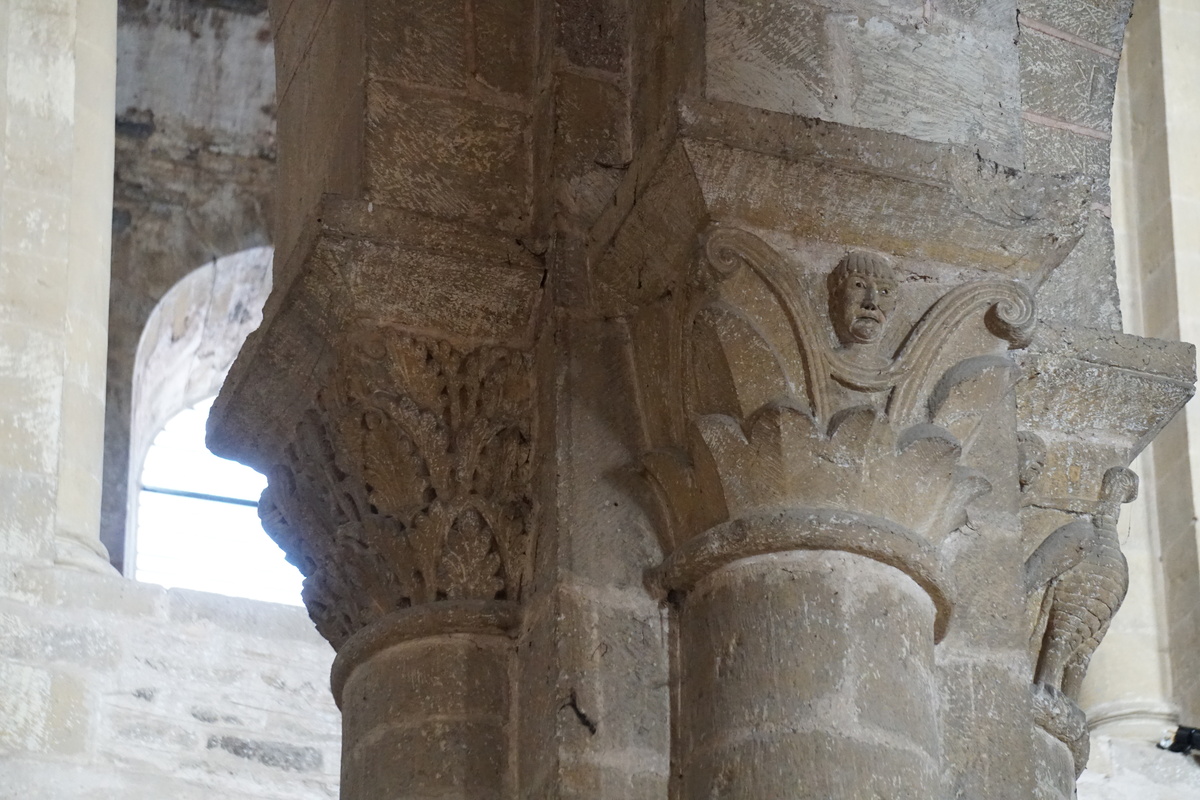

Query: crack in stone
[563,689,598,735]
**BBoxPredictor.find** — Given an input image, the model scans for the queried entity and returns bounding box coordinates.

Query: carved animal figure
[1031,467,1136,699]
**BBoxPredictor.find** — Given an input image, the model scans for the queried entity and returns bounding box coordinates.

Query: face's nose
[861,283,877,309]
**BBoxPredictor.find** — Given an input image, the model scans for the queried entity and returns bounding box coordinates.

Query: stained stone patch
[207,735,323,771]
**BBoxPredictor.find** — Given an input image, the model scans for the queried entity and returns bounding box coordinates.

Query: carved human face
[832,269,898,345]
[1017,433,1047,494]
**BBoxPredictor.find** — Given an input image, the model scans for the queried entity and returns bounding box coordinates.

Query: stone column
[210,1,1195,798]
[0,0,116,573]
[209,5,550,797]
[673,551,939,798]
[331,605,517,799]
[1076,458,1178,741]
[617,220,1039,797]
[241,331,535,800]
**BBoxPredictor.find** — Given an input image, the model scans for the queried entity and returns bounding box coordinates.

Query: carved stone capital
[258,330,534,649]
[581,126,1193,788]
[587,118,1087,630]
[626,223,1045,634]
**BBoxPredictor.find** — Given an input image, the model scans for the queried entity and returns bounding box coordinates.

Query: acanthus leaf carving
[259,331,534,649]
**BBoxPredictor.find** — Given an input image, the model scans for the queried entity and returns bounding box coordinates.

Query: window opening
[135,396,303,606]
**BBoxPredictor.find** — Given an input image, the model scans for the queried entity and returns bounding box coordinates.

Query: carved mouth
[849,310,885,341]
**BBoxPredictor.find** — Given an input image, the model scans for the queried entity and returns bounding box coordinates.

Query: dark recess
[191,0,269,14]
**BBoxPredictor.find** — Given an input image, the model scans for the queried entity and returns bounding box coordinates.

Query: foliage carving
[259,332,533,648]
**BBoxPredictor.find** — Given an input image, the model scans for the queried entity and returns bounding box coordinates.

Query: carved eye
[880,288,889,296]
[854,280,865,288]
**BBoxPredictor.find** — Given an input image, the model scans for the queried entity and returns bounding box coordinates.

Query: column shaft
[0,0,115,571]
[340,634,512,800]
[1108,0,1200,725]
[676,552,939,799]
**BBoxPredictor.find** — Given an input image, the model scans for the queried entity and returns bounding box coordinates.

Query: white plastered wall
[1078,0,1200,793]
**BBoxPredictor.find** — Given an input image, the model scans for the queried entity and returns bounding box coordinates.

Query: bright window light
[136,397,304,606]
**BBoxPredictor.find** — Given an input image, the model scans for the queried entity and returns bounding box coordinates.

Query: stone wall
[0,564,339,800]
[0,4,341,799]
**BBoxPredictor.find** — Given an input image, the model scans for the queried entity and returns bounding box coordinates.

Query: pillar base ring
[330,599,521,708]
[1086,699,1180,739]
[648,508,954,641]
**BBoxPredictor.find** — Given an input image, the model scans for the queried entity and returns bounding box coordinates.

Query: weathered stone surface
[0,574,340,799]
[1021,0,1133,52]
[193,1,1198,799]
[206,734,323,772]
[597,108,1093,302]
[706,0,1021,164]
[678,553,935,757]
[1021,28,1118,133]
[365,91,530,227]
[367,0,467,90]
[474,0,539,96]
[340,635,511,799]
[208,199,545,468]
[555,73,630,224]
[557,0,627,73]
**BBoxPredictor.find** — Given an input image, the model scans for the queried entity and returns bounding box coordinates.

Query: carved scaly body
[1033,467,1135,699]
[1035,526,1127,697]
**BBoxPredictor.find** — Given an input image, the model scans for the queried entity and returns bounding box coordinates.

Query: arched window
[126,247,301,604]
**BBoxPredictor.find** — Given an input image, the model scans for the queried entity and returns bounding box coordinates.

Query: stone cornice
[1016,326,1194,513]
[587,104,1093,312]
